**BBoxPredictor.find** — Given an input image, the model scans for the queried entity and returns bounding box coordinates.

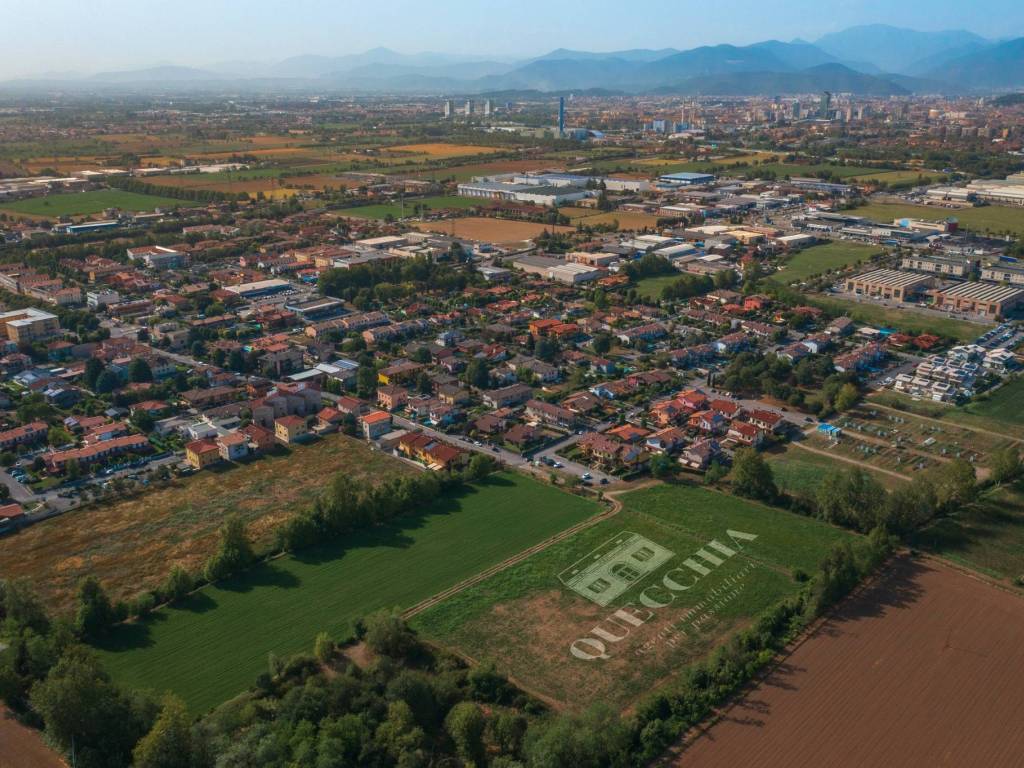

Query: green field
[414,483,855,711]
[0,189,197,217]
[768,447,904,494]
[913,482,1024,585]
[338,195,483,219]
[853,202,1024,238]
[850,170,944,187]
[809,294,991,342]
[773,241,883,283]
[961,377,1024,426]
[95,473,598,713]
[636,274,689,300]
[868,390,1024,441]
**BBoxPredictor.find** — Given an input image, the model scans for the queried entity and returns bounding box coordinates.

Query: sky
[3,0,1024,79]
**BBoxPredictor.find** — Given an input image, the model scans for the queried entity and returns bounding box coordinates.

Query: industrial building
[844,269,933,301]
[965,175,1024,207]
[931,282,1024,319]
[901,254,976,278]
[511,255,602,284]
[981,263,1024,286]
[658,172,716,186]
[223,278,292,299]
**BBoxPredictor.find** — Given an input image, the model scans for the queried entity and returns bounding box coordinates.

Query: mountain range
[4,26,1023,95]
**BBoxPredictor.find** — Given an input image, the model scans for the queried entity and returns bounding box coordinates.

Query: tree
[932,458,977,511]
[991,445,1023,485]
[591,332,612,356]
[132,694,192,768]
[650,453,676,479]
[94,369,121,395]
[75,576,115,640]
[364,610,416,660]
[464,358,490,390]
[444,702,485,765]
[833,383,860,412]
[816,467,887,531]
[357,366,378,399]
[729,448,777,502]
[133,410,155,433]
[129,358,154,383]
[83,357,105,390]
[47,426,73,448]
[466,453,497,481]
[30,647,155,768]
[314,631,335,664]
[203,516,254,583]
[161,566,193,603]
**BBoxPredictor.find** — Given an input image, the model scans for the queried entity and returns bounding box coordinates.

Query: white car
[582,472,592,480]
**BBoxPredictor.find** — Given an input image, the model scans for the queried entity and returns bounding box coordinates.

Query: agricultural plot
[804,429,942,477]
[387,143,504,159]
[0,434,412,615]
[850,169,944,186]
[412,217,574,244]
[771,241,882,283]
[961,377,1024,427]
[94,473,598,714]
[636,274,689,300]
[853,202,1024,238]
[0,189,197,218]
[867,391,1024,442]
[678,556,1024,767]
[578,211,663,231]
[414,483,855,712]
[768,446,903,494]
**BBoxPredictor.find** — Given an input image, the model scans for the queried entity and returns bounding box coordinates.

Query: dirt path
[0,705,66,768]
[402,480,654,620]
[791,441,911,483]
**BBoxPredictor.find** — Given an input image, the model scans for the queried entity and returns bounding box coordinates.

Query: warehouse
[844,269,933,301]
[932,282,1024,319]
[658,172,716,186]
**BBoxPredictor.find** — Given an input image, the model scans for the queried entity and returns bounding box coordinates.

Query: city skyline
[4,0,1024,79]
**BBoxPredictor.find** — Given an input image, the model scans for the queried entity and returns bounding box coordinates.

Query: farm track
[403,480,654,620]
[791,440,911,483]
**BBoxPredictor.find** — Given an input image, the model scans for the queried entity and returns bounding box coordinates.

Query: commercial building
[844,269,932,301]
[86,289,121,309]
[0,307,61,344]
[223,278,291,299]
[981,264,1024,286]
[931,282,1024,319]
[126,245,188,269]
[901,254,976,278]
[658,172,716,186]
[965,176,1024,207]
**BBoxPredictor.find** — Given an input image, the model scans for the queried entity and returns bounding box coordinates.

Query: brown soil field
[0,435,413,615]
[388,143,503,159]
[402,159,554,181]
[281,174,365,190]
[581,211,662,230]
[0,705,65,768]
[677,556,1024,768]
[412,217,574,244]
[141,175,286,196]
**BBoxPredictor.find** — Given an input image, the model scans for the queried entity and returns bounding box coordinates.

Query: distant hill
[652,64,912,96]
[816,24,989,74]
[926,38,1024,89]
[528,48,680,64]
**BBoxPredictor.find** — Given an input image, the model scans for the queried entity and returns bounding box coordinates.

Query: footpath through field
[790,439,911,483]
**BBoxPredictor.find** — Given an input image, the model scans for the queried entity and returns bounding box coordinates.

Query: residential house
[679,438,722,471]
[524,399,577,430]
[361,410,393,440]
[275,415,309,444]
[216,432,250,461]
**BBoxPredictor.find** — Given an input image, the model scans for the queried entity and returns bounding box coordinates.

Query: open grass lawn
[94,473,598,714]
[0,435,413,615]
[636,274,686,300]
[768,446,904,494]
[853,202,1024,238]
[0,189,198,217]
[912,482,1024,585]
[961,377,1024,426]
[338,195,482,219]
[808,294,991,342]
[850,170,944,186]
[772,241,883,283]
[415,483,855,711]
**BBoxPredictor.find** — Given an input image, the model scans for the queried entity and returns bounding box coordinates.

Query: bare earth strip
[675,556,1024,768]
[0,706,65,768]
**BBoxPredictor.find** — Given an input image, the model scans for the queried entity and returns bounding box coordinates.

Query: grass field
[0,435,412,615]
[94,473,599,713]
[415,483,855,712]
[768,446,904,494]
[387,143,504,159]
[913,483,1024,584]
[961,377,1024,427]
[0,189,198,218]
[576,211,663,231]
[772,241,883,283]
[636,274,687,300]
[337,195,483,219]
[852,202,1024,238]
[808,294,991,342]
[850,170,944,186]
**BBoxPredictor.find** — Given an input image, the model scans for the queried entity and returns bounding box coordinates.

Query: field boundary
[791,439,911,483]
[402,483,633,619]
[865,398,1023,444]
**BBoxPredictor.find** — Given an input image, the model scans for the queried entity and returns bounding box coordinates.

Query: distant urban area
[1,20,1024,768]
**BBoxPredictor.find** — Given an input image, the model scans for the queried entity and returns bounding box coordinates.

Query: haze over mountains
[6,26,1024,95]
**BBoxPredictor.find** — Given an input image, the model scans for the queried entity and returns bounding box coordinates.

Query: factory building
[844,269,933,301]
[932,282,1024,319]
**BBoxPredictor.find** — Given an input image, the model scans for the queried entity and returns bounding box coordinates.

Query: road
[532,422,617,485]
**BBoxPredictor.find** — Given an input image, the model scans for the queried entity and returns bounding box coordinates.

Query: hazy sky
[4,0,1023,78]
